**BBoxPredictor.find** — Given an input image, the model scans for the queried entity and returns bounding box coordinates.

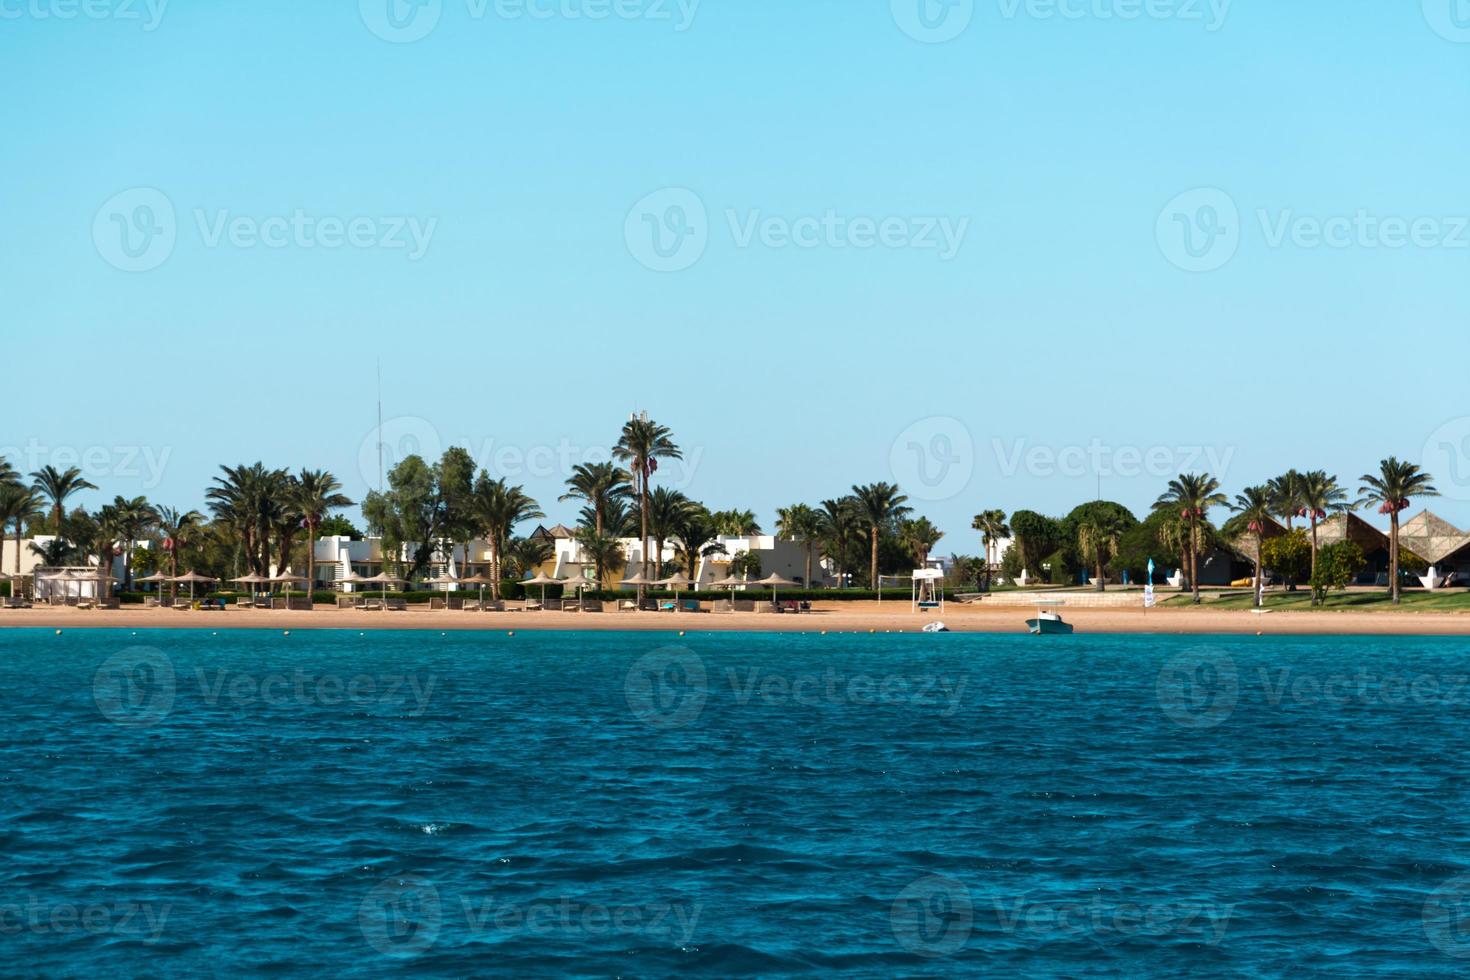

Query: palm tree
[1358,457,1438,604]
[673,509,725,580]
[504,535,555,580]
[0,484,41,585]
[1297,470,1350,580]
[850,482,911,590]
[559,462,632,539]
[899,517,944,566]
[1267,470,1305,530]
[471,476,544,599]
[646,487,693,578]
[293,469,353,594]
[1229,485,1275,607]
[207,463,289,576]
[1075,511,1125,593]
[154,506,205,597]
[775,503,824,587]
[0,457,19,490]
[818,497,859,588]
[109,496,156,591]
[30,465,97,545]
[613,415,681,600]
[970,509,1010,592]
[1152,473,1228,604]
[709,509,762,536]
[574,526,626,587]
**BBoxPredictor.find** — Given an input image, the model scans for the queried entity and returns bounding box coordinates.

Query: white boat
[1025,600,1073,635]
[922,621,949,633]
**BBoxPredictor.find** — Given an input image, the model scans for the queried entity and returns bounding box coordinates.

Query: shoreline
[3,602,1470,636]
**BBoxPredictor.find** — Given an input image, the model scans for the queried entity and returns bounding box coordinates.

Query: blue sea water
[2,627,1470,977]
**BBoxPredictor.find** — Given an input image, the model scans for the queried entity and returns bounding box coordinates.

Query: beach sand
[3,602,1469,636]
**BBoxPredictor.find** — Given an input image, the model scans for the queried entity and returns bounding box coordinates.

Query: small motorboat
[1025,601,1073,635]
[922,621,949,633]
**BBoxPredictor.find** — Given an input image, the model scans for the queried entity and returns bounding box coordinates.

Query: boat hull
[1026,618,1074,635]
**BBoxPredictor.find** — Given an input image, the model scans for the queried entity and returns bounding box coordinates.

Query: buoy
[55,629,62,635]
[283,630,290,636]
[507,631,515,637]
[678,631,685,637]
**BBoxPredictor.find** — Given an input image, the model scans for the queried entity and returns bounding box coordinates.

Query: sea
[2,627,1469,977]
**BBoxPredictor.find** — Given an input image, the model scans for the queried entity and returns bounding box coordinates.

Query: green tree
[30,465,97,550]
[1267,470,1305,530]
[434,448,477,582]
[574,526,626,586]
[293,469,353,593]
[1075,506,1130,592]
[776,503,824,587]
[646,487,694,579]
[1008,510,1062,580]
[673,507,726,580]
[470,474,544,599]
[361,455,439,581]
[1310,540,1366,603]
[818,498,860,587]
[708,509,762,535]
[1228,485,1274,607]
[154,505,206,596]
[1297,469,1350,580]
[1153,473,1228,604]
[850,482,911,589]
[614,415,682,601]
[1262,529,1312,600]
[1358,457,1438,604]
[0,484,42,581]
[970,509,1010,592]
[560,462,632,539]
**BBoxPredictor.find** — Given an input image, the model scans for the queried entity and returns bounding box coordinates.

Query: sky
[3,0,1470,545]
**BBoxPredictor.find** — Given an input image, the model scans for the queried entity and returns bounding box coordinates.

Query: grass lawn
[1162,589,1470,612]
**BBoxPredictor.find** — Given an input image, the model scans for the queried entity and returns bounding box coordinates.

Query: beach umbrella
[753,572,799,605]
[336,570,368,594]
[136,570,171,599]
[231,572,271,606]
[656,571,694,608]
[710,573,746,605]
[361,571,406,602]
[458,573,494,605]
[523,572,567,608]
[619,571,656,588]
[172,570,217,601]
[269,572,307,601]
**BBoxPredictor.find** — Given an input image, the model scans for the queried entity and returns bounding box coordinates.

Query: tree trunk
[639,470,650,605]
[1309,517,1319,580]
[1189,521,1201,605]
[1390,512,1400,604]
[1095,559,1105,592]
[869,528,879,593]
[1254,540,1263,608]
[804,543,813,589]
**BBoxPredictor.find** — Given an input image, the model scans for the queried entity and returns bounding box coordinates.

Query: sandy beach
[4,601,1470,636]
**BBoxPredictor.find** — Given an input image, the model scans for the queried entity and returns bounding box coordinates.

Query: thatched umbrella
[360,571,405,603]
[752,572,799,605]
[656,571,695,608]
[710,573,746,606]
[172,570,217,601]
[458,573,494,606]
[231,572,270,607]
[136,570,171,600]
[523,572,567,609]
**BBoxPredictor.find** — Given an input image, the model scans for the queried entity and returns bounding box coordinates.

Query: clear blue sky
[4,0,1469,542]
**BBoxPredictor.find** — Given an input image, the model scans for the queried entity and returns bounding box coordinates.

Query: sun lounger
[618,599,638,612]
[733,599,756,613]
[752,602,778,614]
[581,599,603,612]
[524,599,543,611]
[712,599,734,614]
[658,600,677,612]
[681,600,703,613]
[385,598,407,611]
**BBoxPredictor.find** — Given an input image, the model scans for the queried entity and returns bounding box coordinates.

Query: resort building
[1395,511,1470,588]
